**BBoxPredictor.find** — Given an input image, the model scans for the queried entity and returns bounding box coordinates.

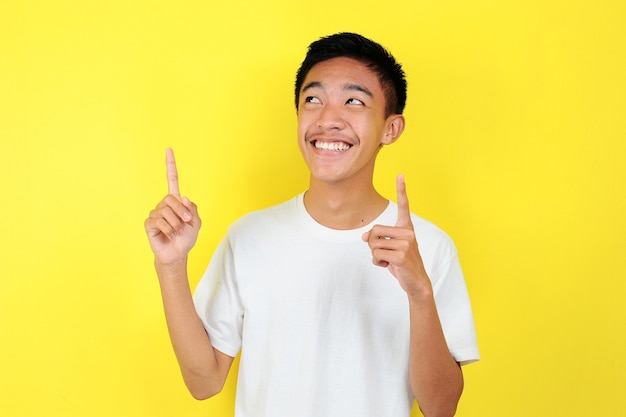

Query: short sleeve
[431,251,480,365]
[193,236,244,358]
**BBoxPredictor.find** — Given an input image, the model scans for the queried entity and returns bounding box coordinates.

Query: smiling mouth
[313,140,352,152]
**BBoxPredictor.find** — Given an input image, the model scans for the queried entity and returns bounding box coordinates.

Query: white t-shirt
[194,194,479,417]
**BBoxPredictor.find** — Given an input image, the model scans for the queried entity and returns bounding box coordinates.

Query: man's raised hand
[145,148,201,266]
[362,174,430,295]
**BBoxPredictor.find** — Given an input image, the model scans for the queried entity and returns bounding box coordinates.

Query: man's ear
[381,115,406,145]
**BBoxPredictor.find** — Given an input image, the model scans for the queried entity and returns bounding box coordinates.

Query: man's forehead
[301,57,381,93]
[301,80,374,98]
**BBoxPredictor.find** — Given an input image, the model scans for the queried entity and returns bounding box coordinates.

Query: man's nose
[317,104,346,130]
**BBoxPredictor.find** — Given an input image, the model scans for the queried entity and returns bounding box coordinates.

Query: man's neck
[303,178,389,230]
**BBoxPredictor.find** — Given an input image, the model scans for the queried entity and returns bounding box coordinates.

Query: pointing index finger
[166,148,181,198]
[395,174,412,228]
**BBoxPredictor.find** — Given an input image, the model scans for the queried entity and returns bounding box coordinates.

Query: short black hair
[295,32,407,116]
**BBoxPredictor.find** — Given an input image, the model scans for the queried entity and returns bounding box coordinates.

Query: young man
[145,33,479,417]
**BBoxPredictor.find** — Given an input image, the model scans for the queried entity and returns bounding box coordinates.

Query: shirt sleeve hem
[450,348,481,366]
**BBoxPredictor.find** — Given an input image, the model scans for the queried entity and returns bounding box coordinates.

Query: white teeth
[314,141,351,151]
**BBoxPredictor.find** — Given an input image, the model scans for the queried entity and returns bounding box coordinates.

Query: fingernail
[183,211,191,221]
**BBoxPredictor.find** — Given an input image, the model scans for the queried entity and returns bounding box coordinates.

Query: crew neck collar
[295,193,396,242]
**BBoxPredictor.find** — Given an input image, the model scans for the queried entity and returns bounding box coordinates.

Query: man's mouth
[313,140,352,152]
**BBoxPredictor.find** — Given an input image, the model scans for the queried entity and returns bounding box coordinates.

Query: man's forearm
[156,259,232,399]
[408,290,464,417]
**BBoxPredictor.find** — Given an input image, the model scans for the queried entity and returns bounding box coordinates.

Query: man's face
[297,57,403,186]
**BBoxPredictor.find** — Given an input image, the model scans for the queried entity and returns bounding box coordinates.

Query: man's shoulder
[407,211,458,259]
[411,213,451,240]
[227,194,301,237]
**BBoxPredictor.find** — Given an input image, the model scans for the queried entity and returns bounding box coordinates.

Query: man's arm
[145,148,234,399]
[155,259,234,399]
[406,288,463,417]
[362,174,463,417]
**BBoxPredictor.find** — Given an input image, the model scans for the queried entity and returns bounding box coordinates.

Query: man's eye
[305,96,321,103]
[347,98,364,105]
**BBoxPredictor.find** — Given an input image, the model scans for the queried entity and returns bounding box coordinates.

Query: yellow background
[1,1,625,416]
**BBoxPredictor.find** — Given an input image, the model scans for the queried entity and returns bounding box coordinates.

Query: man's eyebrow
[344,83,373,98]
[301,81,322,93]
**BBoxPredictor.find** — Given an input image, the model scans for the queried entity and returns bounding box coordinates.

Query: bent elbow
[185,376,225,401]
[188,383,222,401]
[420,403,459,417]
[189,390,214,401]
